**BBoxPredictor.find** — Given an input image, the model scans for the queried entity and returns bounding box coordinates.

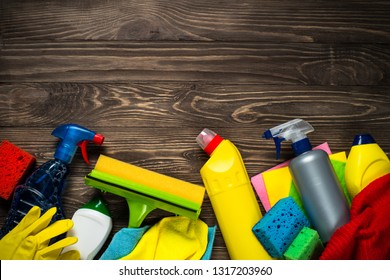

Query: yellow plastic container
[345,134,390,199]
[197,129,272,260]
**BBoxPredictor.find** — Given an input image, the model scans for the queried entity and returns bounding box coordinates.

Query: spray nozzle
[262,119,314,159]
[52,124,104,164]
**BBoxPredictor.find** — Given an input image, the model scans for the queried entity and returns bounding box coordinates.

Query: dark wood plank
[1,42,389,85]
[1,83,389,130]
[2,0,389,43]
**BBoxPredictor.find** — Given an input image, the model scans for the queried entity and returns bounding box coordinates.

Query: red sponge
[0,140,36,200]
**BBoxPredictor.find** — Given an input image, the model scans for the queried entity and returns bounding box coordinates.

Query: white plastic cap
[196,128,224,156]
[196,128,217,150]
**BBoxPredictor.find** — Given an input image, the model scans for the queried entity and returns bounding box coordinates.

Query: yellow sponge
[94,155,205,205]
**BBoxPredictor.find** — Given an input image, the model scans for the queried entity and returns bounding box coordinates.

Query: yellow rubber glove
[120,216,208,260]
[0,206,80,260]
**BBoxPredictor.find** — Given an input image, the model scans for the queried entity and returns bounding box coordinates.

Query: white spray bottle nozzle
[262,119,314,159]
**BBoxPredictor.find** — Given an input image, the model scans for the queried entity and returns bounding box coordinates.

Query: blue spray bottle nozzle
[263,119,314,159]
[262,130,285,159]
[52,124,104,164]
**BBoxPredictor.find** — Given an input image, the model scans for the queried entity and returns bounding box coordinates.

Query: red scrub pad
[0,140,36,200]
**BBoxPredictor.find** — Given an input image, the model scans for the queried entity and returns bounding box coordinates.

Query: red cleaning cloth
[320,173,390,260]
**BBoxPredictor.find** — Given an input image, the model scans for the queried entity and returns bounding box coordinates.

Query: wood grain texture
[1,83,390,129]
[1,0,389,43]
[1,42,389,85]
[0,0,389,260]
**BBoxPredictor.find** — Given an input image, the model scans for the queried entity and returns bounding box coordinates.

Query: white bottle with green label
[62,195,112,260]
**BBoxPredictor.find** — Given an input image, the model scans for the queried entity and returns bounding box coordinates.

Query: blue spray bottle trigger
[52,124,104,164]
[263,129,285,159]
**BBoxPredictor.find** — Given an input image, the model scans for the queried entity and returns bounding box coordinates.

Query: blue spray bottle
[263,119,350,243]
[0,124,104,237]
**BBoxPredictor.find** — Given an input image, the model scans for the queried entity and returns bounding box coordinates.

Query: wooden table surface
[1,0,389,260]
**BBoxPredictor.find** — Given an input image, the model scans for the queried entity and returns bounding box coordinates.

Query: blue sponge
[252,197,310,258]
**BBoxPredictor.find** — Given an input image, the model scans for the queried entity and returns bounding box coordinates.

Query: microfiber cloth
[320,173,390,260]
[100,226,149,260]
[100,217,216,260]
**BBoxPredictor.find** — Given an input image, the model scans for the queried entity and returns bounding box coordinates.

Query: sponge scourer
[0,140,36,200]
[252,197,310,258]
[284,227,324,260]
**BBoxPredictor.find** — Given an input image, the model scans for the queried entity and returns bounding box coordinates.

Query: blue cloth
[100,223,217,260]
[202,225,217,260]
[99,226,149,260]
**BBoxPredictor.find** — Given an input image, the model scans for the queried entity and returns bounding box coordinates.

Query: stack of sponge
[252,197,323,259]
[0,140,36,200]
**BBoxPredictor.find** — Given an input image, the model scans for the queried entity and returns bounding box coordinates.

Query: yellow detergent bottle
[345,134,390,199]
[196,128,272,260]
